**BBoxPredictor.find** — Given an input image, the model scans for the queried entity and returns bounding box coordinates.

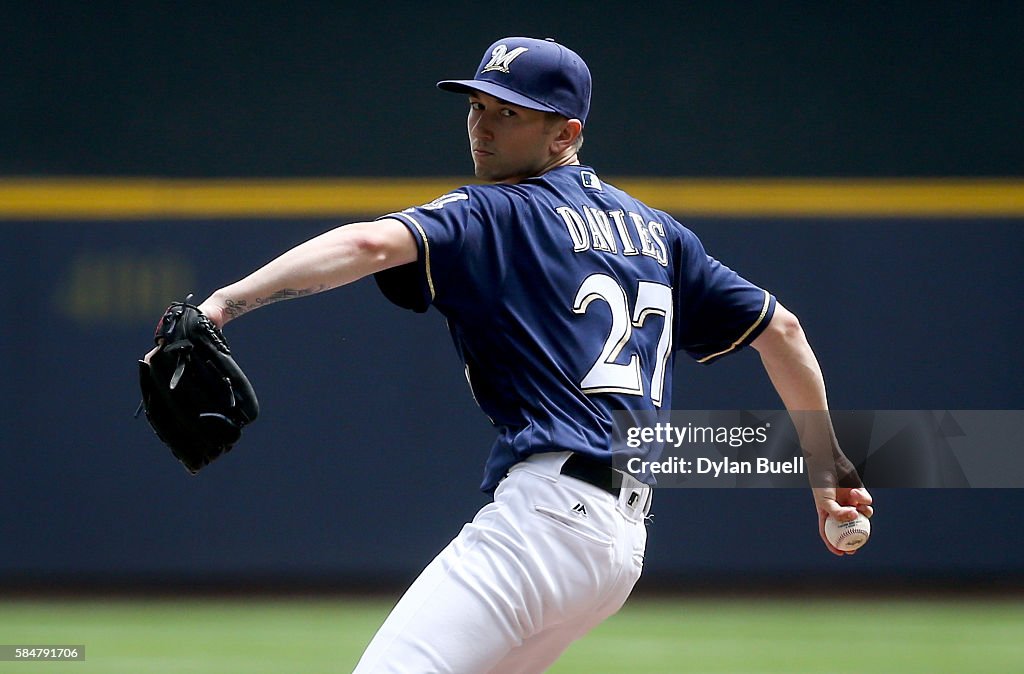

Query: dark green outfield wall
[2,1,1021,177]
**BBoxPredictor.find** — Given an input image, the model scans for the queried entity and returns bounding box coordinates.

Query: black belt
[560,453,620,497]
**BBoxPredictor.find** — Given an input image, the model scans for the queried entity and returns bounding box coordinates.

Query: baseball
[825,511,871,551]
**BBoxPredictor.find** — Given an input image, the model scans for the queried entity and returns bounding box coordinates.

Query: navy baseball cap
[438,37,592,125]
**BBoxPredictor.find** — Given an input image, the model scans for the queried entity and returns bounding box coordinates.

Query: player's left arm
[197,219,417,329]
[750,302,873,556]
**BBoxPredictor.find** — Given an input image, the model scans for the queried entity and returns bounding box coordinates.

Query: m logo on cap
[481,45,529,74]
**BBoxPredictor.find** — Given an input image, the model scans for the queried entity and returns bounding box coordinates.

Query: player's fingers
[846,488,873,518]
[849,487,873,506]
[819,498,857,522]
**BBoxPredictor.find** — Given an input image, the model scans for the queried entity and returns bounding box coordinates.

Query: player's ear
[552,118,583,153]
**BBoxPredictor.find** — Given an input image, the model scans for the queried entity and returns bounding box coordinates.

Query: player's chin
[471,154,494,174]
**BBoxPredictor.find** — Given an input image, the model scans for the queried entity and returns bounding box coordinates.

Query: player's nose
[468,113,493,141]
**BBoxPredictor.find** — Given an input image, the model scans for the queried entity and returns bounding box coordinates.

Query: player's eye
[500,108,517,118]
[469,101,484,111]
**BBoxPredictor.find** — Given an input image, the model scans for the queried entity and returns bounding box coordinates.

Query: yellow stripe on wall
[618,178,1024,218]
[0,178,460,220]
[0,177,1022,219]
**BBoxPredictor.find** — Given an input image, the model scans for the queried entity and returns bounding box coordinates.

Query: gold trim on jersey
[396,212,435,302]
[696,290,772,363]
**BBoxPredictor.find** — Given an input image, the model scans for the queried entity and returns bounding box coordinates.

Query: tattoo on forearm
[254,286,326,306]
[224,299,250,319]
[223,286,325,319]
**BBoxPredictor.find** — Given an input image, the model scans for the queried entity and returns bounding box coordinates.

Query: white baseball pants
[353,451,651,673]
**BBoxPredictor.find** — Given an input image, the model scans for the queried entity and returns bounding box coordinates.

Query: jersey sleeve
[672,225,776,364]
[372,190,480,313]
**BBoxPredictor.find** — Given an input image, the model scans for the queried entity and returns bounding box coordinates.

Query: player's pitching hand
[814,487,873,556]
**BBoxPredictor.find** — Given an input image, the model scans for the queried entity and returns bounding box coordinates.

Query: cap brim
[437,79,560,115]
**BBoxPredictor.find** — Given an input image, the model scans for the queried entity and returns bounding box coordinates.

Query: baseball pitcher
[150,37,873,673]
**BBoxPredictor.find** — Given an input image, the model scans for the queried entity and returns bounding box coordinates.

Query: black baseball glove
[137,297,259,474]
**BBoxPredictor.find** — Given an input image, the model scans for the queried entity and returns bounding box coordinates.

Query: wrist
[197,292,230,329]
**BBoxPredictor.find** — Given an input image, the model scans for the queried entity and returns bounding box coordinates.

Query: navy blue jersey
[375,165,775,493]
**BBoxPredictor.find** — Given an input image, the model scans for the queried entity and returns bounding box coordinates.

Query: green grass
[0,596,1021,673]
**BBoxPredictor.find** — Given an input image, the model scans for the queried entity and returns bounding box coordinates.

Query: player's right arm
[751,302,873,556]
[197,219,417,328]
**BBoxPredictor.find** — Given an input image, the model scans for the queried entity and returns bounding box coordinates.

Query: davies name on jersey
[554,204,669,267]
